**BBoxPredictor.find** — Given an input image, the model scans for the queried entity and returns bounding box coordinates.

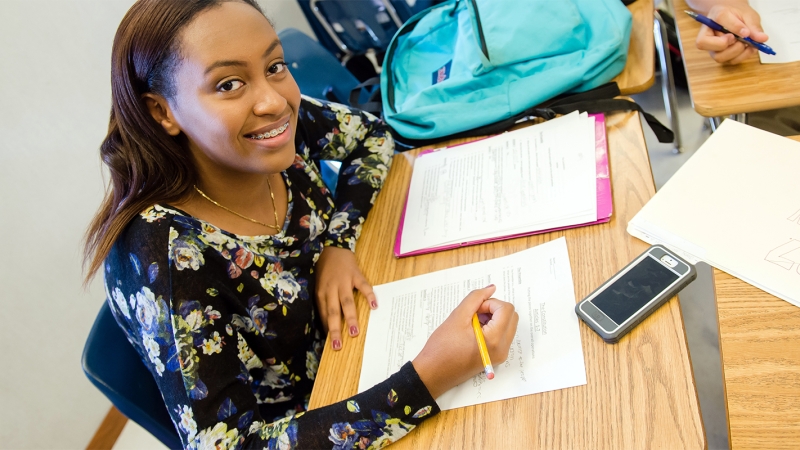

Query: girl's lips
[244,120,292,149]
[245,120,290,140]
[245,115,292,138]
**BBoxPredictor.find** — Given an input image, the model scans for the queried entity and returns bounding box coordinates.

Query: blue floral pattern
[105,98,439,448]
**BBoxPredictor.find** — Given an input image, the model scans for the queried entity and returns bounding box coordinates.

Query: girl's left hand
[315,246,377,351]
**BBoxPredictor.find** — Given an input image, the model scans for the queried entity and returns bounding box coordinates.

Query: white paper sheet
[358,237,587,410]
[628,120,800,307]
[751,0,800,64]
[399,113,597,254]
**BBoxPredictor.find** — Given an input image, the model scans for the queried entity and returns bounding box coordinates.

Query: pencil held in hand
[472,313,495,380]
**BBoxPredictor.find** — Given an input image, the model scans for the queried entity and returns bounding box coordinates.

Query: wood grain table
[615,0,655,95]
[672,0,800,117]
[308,111,705,449]
[713,134,800,449]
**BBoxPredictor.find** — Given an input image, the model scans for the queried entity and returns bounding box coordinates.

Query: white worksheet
[751,0,800,64]
[358,237,587,410]
[399,113,597,255]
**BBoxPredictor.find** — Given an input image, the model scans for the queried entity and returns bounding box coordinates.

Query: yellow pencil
[472,313,495,380]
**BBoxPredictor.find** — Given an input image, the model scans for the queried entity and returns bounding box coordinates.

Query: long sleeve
[105,205,439,450]
[295,96,394,252]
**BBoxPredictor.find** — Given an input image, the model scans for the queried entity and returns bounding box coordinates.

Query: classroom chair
[81,302,182,449]
[297,0,403,70]
[278,27,361,104]
[389,0,443,22]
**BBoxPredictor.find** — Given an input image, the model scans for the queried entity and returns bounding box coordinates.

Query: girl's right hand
[695,5,769,65]
[411,285,519,399]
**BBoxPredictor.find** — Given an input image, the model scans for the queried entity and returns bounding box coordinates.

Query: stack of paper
[628,120,800,307]
[396,112,611,257]
[359,237,587,410]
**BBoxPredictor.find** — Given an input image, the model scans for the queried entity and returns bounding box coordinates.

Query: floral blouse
[104,97,440,449]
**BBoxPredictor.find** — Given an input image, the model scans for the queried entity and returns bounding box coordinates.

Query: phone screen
[591,255,679,325]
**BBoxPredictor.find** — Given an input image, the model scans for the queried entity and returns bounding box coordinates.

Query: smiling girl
[84,1,518,448]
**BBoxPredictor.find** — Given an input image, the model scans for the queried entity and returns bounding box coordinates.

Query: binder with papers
[395,112,612,257]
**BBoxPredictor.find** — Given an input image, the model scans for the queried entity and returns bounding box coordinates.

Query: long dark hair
[83,0,265,283]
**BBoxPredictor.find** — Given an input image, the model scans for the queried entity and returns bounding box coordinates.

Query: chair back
[298,0,403,60]
[279,28,360,104]
[389,0,442,22]
[81,302,182,449]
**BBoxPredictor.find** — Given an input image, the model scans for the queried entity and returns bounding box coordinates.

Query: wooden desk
[672,0,800,117]
[713,134,800,449]
[615,0,656,95]
[309,111,705,449]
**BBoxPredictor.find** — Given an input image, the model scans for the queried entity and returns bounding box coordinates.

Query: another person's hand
[412,285,519,399]
[315,246,377,351]
[695,4,769,65]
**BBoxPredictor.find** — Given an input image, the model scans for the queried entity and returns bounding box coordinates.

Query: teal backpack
[380,0,637,141]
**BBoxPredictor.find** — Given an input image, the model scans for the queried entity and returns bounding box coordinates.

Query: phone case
[575,245,697,343]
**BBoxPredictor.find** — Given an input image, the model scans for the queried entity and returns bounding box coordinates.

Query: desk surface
[714,134,800,450]
[673,0,800,117]
[614,0,655,95]
[308,111,705,449]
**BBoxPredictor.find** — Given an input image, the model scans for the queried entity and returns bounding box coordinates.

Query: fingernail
[349,326,358,336]
[485,284,495,288]
[332,339,341,350]
[370,300,378,309]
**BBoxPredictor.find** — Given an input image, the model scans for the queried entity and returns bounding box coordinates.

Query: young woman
[83,0,519,448]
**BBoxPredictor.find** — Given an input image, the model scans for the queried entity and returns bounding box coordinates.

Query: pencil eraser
[487,372,494,380]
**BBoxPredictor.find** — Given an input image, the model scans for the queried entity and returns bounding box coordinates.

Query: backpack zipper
[468,0,489,60]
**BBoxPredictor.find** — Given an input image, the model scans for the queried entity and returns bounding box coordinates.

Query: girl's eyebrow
[203,39,282,76]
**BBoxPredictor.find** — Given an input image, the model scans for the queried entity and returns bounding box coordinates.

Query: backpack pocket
[470,0,586,73]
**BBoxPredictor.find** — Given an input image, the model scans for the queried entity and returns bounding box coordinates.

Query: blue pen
[684,10,776,56]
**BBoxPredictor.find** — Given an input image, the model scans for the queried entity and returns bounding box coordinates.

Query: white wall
[0,1,310,448]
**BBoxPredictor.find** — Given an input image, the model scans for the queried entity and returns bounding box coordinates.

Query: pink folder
[394,114,612,258]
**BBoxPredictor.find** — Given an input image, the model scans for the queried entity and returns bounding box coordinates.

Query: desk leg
[709,117,722,132]
[709,114,748,133]
[654,10,683,153]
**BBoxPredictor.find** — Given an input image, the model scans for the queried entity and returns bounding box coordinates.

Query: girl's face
[149,1,301,177]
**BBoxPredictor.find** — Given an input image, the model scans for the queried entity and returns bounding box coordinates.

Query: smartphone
[575,245,697,343]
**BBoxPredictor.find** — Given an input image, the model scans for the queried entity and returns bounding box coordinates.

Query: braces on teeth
[251,123,289,140]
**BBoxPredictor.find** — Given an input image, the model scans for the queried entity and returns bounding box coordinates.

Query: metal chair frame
[309,0,404,67]
[654,9,683,153]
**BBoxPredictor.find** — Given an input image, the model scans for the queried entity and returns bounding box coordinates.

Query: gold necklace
[194,177,281,231]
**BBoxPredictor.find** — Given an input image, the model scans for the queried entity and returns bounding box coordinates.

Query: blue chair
[296,0,348,60]
[279,28,360,104]
[298,0,403,64]
[82,302,182,449]
[389,0,442,21]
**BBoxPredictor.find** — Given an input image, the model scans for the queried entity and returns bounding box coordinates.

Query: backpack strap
[540,82,673,143]
[548,98,674,143]
[348,77,383,115]
[392,82,674,150]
